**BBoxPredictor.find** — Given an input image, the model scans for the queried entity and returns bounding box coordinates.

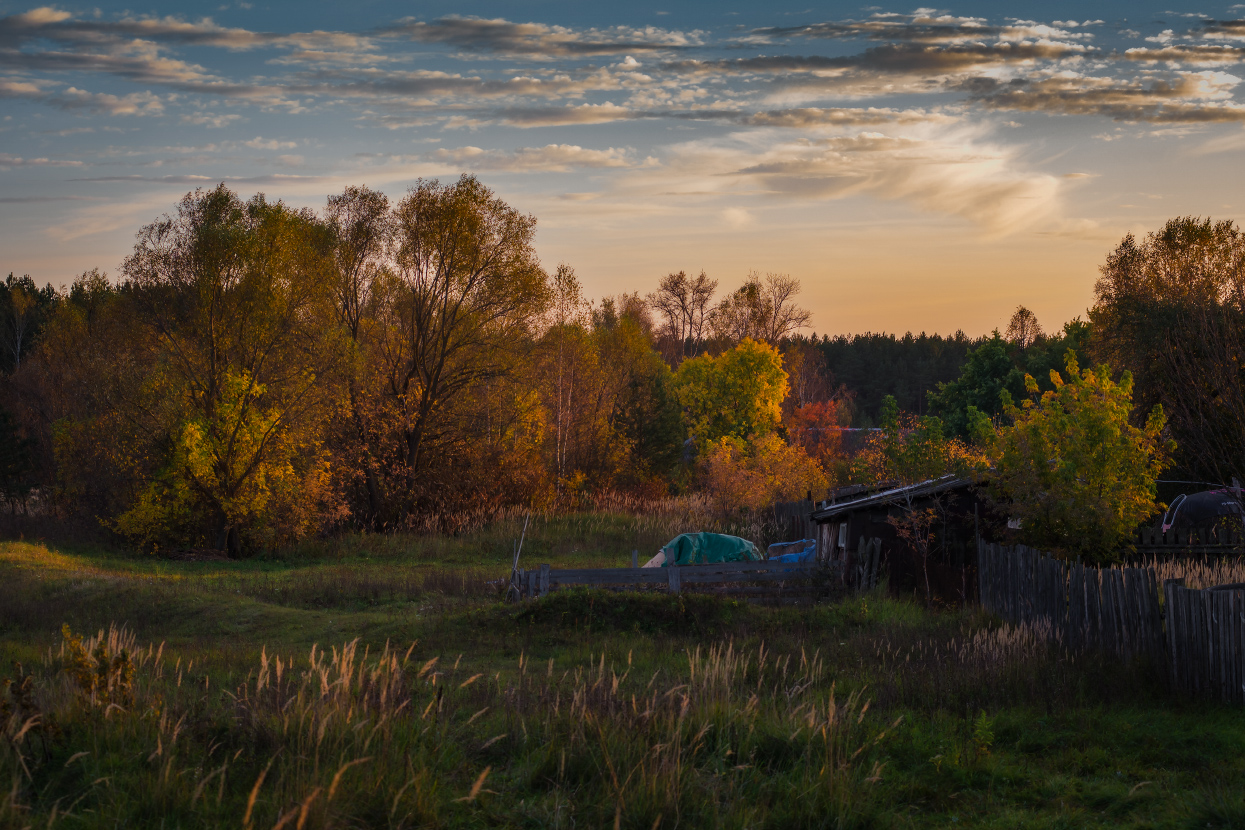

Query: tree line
[0,178,832,553]
[1,181,1242,560]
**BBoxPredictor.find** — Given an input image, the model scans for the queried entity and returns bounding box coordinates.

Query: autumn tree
[787,398,853,472]
[115,184,342,554]
[532,289,684,498]
[0,405,34,512]
[383,175,550,504]
[1090,216,1245,486]
[545,263,590,482]
[674,338,788,447]
[649,269,716,363]
[710,272,812,346]
[973,351,1172,562]
[324,185,391,523]
[13,270,138,515]
[1004,305,1044,348]
[701,433,827,520]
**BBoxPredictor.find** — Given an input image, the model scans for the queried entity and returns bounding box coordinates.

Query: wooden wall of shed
[818,486,994,603]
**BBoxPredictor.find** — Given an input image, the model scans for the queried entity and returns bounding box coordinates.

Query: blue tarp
[766,539,817,563]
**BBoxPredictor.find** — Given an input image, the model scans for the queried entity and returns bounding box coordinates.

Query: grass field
[2,511,1244,829]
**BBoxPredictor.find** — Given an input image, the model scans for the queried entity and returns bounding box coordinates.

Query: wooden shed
[811,475,993,601]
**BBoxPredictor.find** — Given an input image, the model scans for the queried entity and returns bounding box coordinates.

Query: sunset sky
[4,1,1245,336]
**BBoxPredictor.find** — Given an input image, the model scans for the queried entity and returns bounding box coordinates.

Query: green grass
[2,512,1244,828]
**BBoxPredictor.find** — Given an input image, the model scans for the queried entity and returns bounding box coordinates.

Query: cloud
[0,195,95,202]
[1125,45,1245,64]
[494,102,637,126]
[288,66,619,104]
[381,15,701,57]
[966,70,1245,122]
[0,78,165,114]
[743,106,953,128]
[0,153,84,167]
[70,173,323,184]
[1190,127,1245,154]
[663,40,1087,92]
[432,143,637,172]
[180,112,243,127]
[623,126,1061,235]
[1200,20,1245,41]
[750,12,1088,44]
[0,8,376,53]
[242,136,298,149]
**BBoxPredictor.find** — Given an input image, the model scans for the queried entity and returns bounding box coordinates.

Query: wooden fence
[1136,525,1245,553]
[978,541,1245,701]
[1164,579,1245,704]
[514,558,827,602]
[977,543,1164,662]
[772,499,816,545]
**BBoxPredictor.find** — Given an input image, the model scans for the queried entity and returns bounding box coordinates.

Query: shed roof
[810,474,979,523]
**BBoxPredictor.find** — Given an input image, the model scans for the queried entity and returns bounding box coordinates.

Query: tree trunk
[216,523,241,558]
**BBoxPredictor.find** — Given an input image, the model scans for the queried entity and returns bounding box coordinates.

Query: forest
[1,177,1244,561]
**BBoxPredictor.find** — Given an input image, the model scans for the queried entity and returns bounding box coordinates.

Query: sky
[4,1,1245,337]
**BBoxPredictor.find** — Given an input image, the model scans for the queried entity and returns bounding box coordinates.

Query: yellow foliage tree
[973,350,1173,561]
[675,338,788,447]
[701,433,827,519]
[114,370,334,553]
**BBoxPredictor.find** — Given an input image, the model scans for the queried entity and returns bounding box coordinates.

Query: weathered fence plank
[980,543,1245,703]
[517,557,828,600]
[977,543,1163,663]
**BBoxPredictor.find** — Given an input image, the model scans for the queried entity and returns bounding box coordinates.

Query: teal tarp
[661,532,762,567]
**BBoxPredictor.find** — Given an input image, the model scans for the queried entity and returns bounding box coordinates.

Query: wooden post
[631,549,639,569]
[668,563,681,595]
[539,563,550,598]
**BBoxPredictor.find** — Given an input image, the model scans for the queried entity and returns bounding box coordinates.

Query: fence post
[539,563,550,598]
[1164,578,1184,691]
[668,563,681,595]
[631,549,639,569]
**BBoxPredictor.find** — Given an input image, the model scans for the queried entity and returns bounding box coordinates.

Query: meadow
[2,509,1244,829]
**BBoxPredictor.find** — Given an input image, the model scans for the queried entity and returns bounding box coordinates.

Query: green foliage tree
[594,314,685,486]
[973,351,1173,562]
[928,332,1025,439]
[1019,318,1091,394]
[0,273,58,374]
[1090,216,1245,486]
[0,406,34,512]
[814,330,981,425]
[674,338,788,447]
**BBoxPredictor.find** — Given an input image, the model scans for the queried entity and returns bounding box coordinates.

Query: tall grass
[1141,554,1245,589]
[1,622,898,828]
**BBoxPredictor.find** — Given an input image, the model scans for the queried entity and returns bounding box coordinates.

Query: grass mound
[513,588,749,635]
